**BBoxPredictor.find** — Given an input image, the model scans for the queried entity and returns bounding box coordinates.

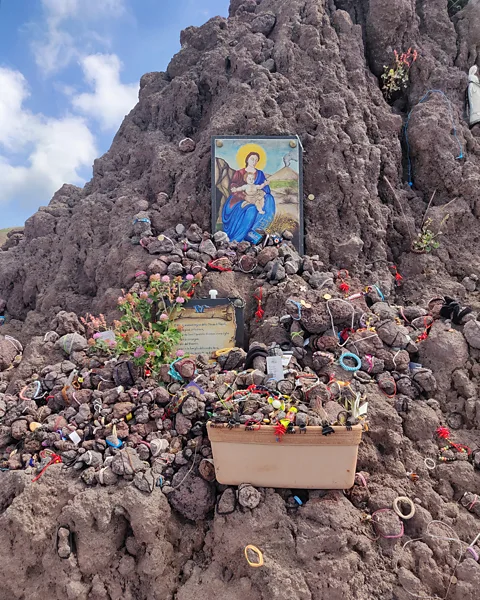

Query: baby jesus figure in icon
[232,172,269,215]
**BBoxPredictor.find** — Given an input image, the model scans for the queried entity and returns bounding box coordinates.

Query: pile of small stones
[1,226,479,520]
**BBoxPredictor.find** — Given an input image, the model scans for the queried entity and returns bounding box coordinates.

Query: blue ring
[106,439,123,449]
[339,352,362,372]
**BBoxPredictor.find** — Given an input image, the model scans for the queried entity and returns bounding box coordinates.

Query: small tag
[69,431,81,445]
[281,354,292,368]
[266,356,284,381]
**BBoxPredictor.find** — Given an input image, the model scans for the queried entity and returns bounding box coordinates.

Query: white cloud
[33,0,127,74]
[0,67,97,207]
[72,54,138,131]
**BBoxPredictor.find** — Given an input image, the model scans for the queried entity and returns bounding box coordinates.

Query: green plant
[83,273,202,376]
[412,216,449,253]
[381,48,418,100]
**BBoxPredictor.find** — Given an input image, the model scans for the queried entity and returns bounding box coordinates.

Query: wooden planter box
[207,423,363,489]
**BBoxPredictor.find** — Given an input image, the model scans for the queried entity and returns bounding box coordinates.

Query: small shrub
[381,48,418,100]
[82,273,202,376]
[411,216,449,253]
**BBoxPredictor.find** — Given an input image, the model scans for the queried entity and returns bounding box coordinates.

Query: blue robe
[221,169,276,243]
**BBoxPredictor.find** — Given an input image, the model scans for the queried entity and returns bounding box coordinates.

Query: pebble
[238,485,262,509]
[0,222,471,533]
[178,138,196,152]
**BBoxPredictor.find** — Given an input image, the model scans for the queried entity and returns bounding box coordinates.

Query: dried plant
[266,214,298,235]
[381,48,418,100]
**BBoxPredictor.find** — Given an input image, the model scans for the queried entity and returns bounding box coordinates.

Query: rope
[325,298,355,347]
[404,90,463,187]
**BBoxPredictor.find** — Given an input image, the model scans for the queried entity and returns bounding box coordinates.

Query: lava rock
[251,12,276,36]
[179,138,196,152]
[57,333,88,354]
[238,485,262,509]
[463,320,480,349]
[198,459,216,482]
[175,413,192,436]
[168,468,215,521]
[217,488,236,514]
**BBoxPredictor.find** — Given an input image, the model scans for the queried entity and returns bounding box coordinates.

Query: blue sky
[0,0,229,228]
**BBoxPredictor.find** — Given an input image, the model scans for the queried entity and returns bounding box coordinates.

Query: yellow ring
[244,545,264,567]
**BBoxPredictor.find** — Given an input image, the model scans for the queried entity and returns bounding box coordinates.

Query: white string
[4,335,23,354]
[325,299,356,348]
[170,439,199,491]
[393,520,468,600]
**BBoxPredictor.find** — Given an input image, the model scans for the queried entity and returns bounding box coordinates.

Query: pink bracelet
[355,473,368,489]
[365,354,374,373]
[371,508,404,539]
[467,547,479,561]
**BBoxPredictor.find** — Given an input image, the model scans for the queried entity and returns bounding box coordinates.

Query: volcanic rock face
[2,0,479,342]
[2,0,480,599]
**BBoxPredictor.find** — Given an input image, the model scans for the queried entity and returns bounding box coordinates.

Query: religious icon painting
[211,136,304,253]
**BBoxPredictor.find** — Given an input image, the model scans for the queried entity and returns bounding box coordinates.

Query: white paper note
[267,356,284,381]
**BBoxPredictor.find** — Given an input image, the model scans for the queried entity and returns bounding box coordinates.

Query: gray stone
[148,259,168,276]
[181,397,198,417]
[133,469,155,493]
[150,438,169,457]
[213,231,229,244]
[175,224,186,235]
[251,12,276,36]
[57,333,88,354]
[43,331,59,344]
[463,320,480,349]
[167,262,184,276]
[175,413,192,436]
[186,224,203,243]
[462,276,476,292]
[217,488,236,514]
[111,449,145,477]
[238,485,262,509]
[308,272,334,290]
[179,137,196,152]
[199,239,216,257]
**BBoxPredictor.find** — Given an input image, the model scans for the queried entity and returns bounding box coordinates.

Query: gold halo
[236,143,267,170]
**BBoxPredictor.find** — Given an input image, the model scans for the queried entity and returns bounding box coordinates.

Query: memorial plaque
[174,298,244,355]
